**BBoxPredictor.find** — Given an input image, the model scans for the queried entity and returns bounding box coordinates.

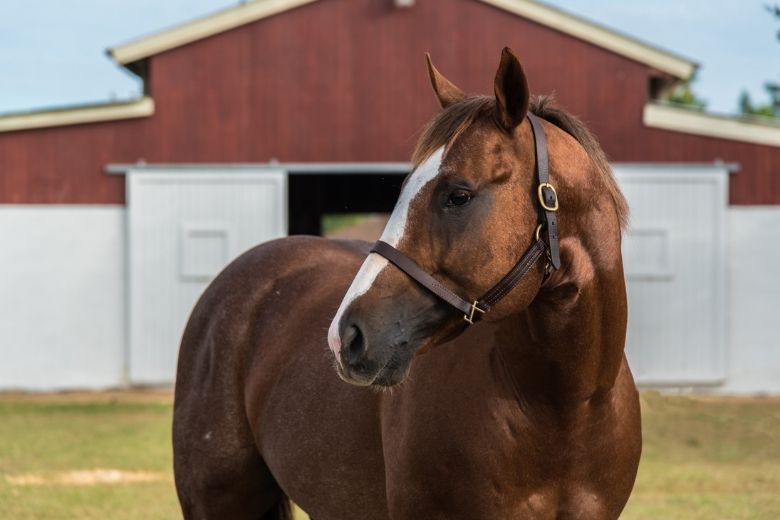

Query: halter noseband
[370,113,560,325]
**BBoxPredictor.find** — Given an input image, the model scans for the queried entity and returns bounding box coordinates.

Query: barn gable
[108,0,696,79]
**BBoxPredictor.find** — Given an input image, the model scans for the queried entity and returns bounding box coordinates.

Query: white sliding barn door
[615,166,728,385]
[127,170,287,385]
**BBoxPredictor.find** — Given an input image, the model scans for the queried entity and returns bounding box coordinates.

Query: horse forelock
[411,96,495,168]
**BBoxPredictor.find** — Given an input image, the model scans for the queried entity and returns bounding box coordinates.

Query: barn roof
[0,97,154,133]
[644,102,780,148]
[107,0,697,79]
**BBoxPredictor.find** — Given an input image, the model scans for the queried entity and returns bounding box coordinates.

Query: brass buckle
[463,301,485,325]
[537,183,559,212]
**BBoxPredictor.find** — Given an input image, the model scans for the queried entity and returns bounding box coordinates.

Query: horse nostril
[341,324,366,367]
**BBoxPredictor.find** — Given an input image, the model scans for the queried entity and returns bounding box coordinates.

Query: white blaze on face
[327,147,445,355]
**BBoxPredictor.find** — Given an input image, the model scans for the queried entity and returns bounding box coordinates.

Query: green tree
[668,76,707,110]
[738,4,780,117]
[769,3,780,38]
[740,89,776,117]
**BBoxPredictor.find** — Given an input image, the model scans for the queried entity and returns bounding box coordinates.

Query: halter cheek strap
[370,113,560,325]
[528,113,561,270]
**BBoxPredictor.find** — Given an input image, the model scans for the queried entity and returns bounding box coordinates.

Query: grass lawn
[1,391,778,519]
[624,392,780,519]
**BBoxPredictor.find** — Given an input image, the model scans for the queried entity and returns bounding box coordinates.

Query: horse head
[327,47,626,387]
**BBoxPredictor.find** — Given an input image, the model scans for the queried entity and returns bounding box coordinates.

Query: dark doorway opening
[288,172,406,235]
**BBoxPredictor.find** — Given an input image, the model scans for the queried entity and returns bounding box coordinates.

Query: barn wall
[0,119,146,204]
[145,0,653,164]
[722,207,780,394]
[1,0,779,204]
[618,128,780,206]
[0,206,125,390]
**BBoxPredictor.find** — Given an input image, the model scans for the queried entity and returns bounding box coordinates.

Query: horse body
[174,238,640,519]
[174,48,641,519]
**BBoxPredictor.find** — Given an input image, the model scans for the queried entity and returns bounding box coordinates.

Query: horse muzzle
[331,311,411,387]
[329,291,452,387]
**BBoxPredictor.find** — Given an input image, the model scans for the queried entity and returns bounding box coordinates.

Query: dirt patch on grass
[0,389,173,404]
[6,469,171,486]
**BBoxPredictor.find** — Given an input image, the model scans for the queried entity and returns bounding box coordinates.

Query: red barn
[1,0,778,392]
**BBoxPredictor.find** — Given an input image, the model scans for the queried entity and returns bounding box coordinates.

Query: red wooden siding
[0,0,777,204]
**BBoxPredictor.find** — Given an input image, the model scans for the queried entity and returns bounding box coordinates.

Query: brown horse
[173,47,641,519]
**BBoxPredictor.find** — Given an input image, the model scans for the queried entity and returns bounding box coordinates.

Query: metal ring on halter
[536,223,554,276]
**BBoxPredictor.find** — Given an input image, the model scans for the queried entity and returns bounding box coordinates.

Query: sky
[0,0,777,115]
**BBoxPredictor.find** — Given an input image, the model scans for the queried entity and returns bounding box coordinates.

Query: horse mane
[530,96,629,230]
[411,95,629,230]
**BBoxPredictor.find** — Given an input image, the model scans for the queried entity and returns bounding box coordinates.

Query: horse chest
[381,384,634,519]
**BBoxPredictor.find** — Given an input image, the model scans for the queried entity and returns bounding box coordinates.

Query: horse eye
[447,189,472,207]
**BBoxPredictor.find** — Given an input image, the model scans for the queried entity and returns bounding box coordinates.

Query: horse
[173,47,641,519]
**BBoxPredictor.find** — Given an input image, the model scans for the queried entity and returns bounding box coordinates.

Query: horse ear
[425,53,465,108]
[494,47,530,131]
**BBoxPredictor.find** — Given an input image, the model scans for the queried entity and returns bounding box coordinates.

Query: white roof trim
[0,97,154,133]
[108,0,696,79]
[107,162,411,175]
[109,0,318,65]
[643,103,780,148]
[480,0,695,78]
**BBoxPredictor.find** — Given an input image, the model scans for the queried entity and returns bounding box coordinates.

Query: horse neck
[494,233,628,407]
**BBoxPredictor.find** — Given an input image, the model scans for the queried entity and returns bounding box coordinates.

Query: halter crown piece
[371,113,561,325]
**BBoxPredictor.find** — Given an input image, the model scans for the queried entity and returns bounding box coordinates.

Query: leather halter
[370,113,560,325]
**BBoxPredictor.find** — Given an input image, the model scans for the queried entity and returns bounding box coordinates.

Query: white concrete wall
[722,207,780,394]
[0,206,125,390]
